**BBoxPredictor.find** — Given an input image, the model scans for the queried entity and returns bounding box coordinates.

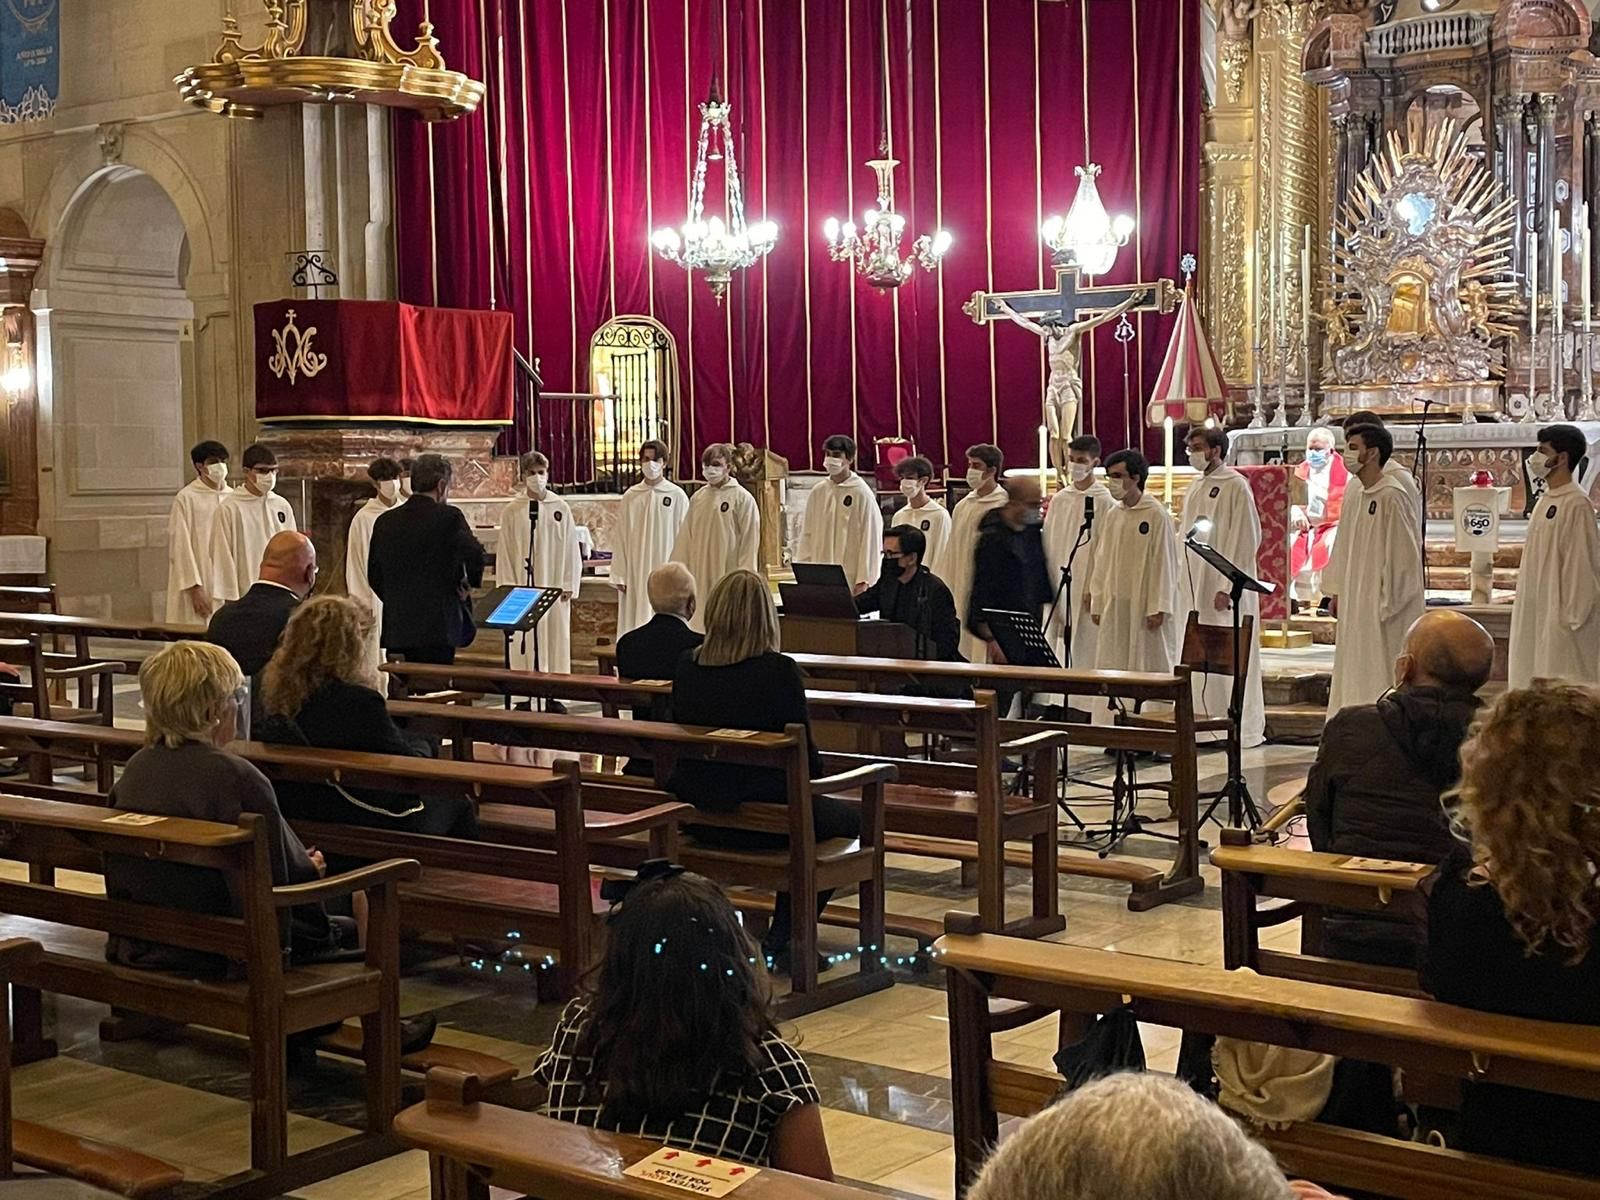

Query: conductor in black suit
[366,453,486,665]
[854,525,963,662]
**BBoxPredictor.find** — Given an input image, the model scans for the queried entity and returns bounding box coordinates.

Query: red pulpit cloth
[1235,464,1292,624]
[254,300,514,424]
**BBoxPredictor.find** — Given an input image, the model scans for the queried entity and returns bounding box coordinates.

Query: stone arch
[1492,0,1589,48]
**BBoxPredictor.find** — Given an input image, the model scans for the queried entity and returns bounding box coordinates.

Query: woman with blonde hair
[1423,681,1600,1174]
[260,595,478,837]
[667,570,856,972]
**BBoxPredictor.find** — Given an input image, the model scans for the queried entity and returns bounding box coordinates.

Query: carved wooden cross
[963,264,1178,329]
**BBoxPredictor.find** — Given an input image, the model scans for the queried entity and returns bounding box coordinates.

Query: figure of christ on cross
[965,267,1176,477]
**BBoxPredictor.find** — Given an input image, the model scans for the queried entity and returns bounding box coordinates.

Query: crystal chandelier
[823,143,952,289]
[651,82,777,303]
[1042,164,1135,277]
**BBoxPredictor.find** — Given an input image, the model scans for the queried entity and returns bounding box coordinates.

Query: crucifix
[964,265,1178,475]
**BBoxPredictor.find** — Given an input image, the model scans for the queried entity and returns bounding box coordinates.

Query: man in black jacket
[367,453,486,665]
[966,477,1051,663]
[615,562,703,681]
[855,525,963,662]
[206,531,317,679]
[1304,608,1494,966]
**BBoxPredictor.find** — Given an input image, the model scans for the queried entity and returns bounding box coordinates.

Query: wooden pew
[397,1068,881,1199]
[387,701,895,1015]
[0,717,689,993]
[0,936,188,1195]
[381,665,1067,937]
[0,793,419,1198]
[1212,827,1429,997]
[0,611,193,646]
[936,916,1600,1200]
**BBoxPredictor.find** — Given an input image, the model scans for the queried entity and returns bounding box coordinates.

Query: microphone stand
[1040,494,1107,829]
[523,498,544,712]
[1412,395,1433,593]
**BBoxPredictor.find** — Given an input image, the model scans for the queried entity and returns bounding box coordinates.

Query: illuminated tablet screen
[486,587,544,628]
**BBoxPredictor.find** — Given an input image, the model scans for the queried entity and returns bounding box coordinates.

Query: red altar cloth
[1235,464,1292,624]
[254,299,514,424]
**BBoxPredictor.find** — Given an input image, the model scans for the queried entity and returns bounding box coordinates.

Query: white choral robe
[1043,480,1112,670]
[1507,480,1600,688]
[796,472,883,590]
[888,499,952,579]
[947,487,1011,661]
[670,480,761,632]
[1386,457,1425,533]
[346,496,397,668]
[1088,493,1183,687]
[1321,472,1425,718]
[612,477,689,638]
[208,487,297,603]
[1181,467,1266,747]
[165,478,229,626]
[496,493,579,674]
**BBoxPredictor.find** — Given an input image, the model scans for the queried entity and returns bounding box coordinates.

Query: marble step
[1262,668,1329,707]
[1265,703,1326,743]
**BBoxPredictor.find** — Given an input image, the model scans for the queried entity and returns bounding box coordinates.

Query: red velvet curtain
[394,0,1201,479]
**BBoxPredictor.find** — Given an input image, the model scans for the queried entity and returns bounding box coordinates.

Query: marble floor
[6,649,1322,1198]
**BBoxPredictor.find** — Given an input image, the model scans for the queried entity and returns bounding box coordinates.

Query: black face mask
[884,555,908,576]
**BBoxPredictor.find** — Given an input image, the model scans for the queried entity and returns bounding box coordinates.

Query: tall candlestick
[1552,201,1563,417]
[1301,224,1313,426]
[1038,424,1048,490]
[1251,229,1266,428]
[1583,205,1594,419]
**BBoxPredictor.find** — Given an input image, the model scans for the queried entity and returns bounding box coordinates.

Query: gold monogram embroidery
[268,308,328,386]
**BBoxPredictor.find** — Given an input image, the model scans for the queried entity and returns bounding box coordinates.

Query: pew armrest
[272,856,422,907]
[999,729,1071,757]
[583,801,692,840]
[811,762,899,795]
[44,661,127,681]
[400,690,481,706]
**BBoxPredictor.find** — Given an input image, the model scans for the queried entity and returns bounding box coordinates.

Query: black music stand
[980,608,1060,669]
[474,585,563,708]
[1182,535,1274,830]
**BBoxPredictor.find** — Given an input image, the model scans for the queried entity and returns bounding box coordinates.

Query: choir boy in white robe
[888,455,952,578]
[947,444,1011,661]
[1342,409,1423,533]
[1508,423,1600,688]
[346,456,403,668]
[1089,449,1182,684]
[495,451,579,674]
[1043,435,1112,669]
[669,442,760,632]
[1181,426,1266,747]
[208,443,297,602]
[796,434,883,595]
[165,440,231,626]
[612,439,689,638]
[1322,423,1425,717]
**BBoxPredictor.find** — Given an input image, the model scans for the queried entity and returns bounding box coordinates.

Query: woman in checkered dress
[534,869,835,1178]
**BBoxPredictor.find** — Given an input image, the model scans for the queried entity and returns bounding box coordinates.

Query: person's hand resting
[1145,612,1165,631]
[307,849,327,877]
[1214,591,1230,612]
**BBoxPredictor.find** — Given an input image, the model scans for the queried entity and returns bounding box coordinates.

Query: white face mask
[899,478,923,500]
[1188,451,1210,472]
[525,474,548,497]
[203,461,228,486]
[1526,454,1554,482]
[966,468,988,492]
[377,479,400,502]
[1069,461,1094,484]
[642,460,665,481]
[1342,448,1365,475]
[254,470,277,495]
[823,455,848,478]
[1106,475,1128,501]
[703,464,728,485]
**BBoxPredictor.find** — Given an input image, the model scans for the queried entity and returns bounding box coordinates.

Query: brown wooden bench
[382,665,1067,937]
[592,646,1203,910]
[1213,828,1429,997]
[0,792,420,1198]
[0,718,688,995]
[0,636,125,788]
[388,701,895,1015]
[936,916,1600,1200]
[0,936,188,1196]
[397,1068,881,1199]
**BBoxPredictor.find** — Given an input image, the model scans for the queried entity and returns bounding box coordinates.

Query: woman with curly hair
[1424,681,1600,1174]
[533,867,833,1178]
[260,595,478,837]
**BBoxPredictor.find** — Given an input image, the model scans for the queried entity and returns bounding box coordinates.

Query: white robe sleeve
[208,503,242,602]
[346,510,374,606]
[611,493,634,591]
[1212,479,1262,593]
[735,491,761,575]
[1087,516,1112,619]
[566,509,584,594]
[852,487,884,588]
[495,499,525,587]
[1147,512,1181,619]
[1376,495,1425,622]
[168,492,203,595]
[1559,499,1600,631]
[796,486,827,564]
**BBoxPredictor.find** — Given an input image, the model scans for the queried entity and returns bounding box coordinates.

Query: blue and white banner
[0,0,57,125]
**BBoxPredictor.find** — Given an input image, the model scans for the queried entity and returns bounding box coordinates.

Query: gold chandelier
[176,1,485,121]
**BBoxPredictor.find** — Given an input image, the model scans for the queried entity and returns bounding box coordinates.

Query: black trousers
[687,793,861,952]
[390,645,457,665]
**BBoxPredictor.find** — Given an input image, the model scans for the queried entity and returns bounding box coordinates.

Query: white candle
[1038,424,1048,490]
[1163,416,1174,508]
[1584,209,1592,330]
[1301,224,1311,340]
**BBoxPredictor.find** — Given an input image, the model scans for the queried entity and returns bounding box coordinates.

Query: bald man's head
[258,532,318,598]
[1002,476,1044,530]
[1397,610,1494,695]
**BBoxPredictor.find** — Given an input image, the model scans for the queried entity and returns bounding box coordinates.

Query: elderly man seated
[615,563,703,776]
[1304,608,1495,967]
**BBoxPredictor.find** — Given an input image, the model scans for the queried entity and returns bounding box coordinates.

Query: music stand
[780,562,861,619]
[980,608,1059,669]
[474,585,563,706]
[1182,536,1274,830]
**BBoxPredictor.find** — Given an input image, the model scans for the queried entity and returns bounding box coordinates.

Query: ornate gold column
[1201,9,1259,403]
